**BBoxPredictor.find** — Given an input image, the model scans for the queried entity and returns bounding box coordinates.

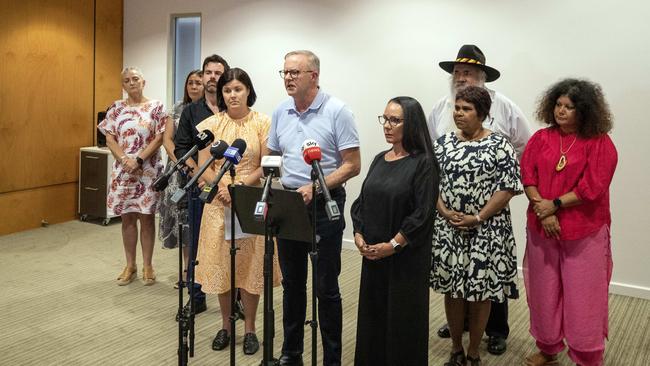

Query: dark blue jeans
[187,185,205,304]
[278,188,346,366]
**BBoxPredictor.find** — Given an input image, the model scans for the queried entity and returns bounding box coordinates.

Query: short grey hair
[285,50,320,73]
[121,66,144,79]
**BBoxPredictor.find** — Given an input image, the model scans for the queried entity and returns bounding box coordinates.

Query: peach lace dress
[194,110,281,295]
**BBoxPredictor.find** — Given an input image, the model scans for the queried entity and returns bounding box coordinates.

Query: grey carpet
[0,220,648,365]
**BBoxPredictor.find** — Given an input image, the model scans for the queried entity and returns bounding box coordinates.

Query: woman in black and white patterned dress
[158,70,203,285]
[430,86,522,366]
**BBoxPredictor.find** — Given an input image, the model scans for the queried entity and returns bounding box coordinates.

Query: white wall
[124,0,650,299]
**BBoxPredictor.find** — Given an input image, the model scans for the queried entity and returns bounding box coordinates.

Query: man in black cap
[428,44,531,355]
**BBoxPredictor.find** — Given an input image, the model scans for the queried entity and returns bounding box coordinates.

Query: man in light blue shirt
[268,50,360,366]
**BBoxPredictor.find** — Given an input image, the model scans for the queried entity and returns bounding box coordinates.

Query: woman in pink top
[521,79,617,366]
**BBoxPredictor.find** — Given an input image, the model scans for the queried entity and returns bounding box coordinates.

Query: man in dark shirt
[174,54,229,313]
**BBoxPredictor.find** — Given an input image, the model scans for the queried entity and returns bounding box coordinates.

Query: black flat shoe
[243,332,259,355]
[212,329,230,351]
[487,336,507,355]
[444,349,466,366]
[437,323,451,338]
[279,354,304,366]
[467,355,481,366]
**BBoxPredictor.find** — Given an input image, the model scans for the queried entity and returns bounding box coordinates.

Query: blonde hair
[285,50,320,73]
[121,66,144,79]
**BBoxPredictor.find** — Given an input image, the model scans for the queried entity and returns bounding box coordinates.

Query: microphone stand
[307,170,319,366]
[228,166,241,366]
[177,218,188,365]
[175,165,196,366]
[260,175,280,366]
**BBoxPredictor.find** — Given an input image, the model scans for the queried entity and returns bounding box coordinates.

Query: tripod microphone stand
[175,169,198,366]
[306,171,320,366]
[227,167,242,366]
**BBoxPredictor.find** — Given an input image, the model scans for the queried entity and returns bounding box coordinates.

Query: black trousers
[486,299,509,338]
[278,188,346,366]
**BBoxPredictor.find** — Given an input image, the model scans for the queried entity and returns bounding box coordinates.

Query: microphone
[170,140,229,204]
[152,129,215,191]
[254,155,283,221]
[301,139,340,221]
[199,138,247,204]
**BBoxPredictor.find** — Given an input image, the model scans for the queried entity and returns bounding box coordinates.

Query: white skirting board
[341,239,650,300]
[515,266,649,300]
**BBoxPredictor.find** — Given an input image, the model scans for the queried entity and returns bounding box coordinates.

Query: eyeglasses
[279,69,314,79]
[378,115,404,127]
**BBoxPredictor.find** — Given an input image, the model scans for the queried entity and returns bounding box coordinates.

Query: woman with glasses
[351,96,438,366]
[430,86,522,366]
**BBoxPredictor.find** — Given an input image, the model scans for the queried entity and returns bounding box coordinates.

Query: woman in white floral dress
[99,67,166,286]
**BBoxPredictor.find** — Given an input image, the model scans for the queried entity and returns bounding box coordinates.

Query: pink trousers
[523,225,612,366]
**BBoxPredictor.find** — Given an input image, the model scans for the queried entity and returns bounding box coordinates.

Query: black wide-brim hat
[439,44,501,82]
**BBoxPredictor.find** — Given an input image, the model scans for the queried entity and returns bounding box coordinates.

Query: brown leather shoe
[525,352,559,366]
[143,266,156,286]
[116,266,137,286]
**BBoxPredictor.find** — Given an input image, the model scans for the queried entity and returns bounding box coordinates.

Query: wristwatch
[135,156,144,166]
[553,198,562,209]
[390,238,403,253]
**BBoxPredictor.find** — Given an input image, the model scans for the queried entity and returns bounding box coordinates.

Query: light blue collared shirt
[268,89,359,188]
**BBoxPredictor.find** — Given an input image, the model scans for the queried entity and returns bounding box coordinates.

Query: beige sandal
[525,352,559,366]
[143,266,156,286]
[116,266,137,286]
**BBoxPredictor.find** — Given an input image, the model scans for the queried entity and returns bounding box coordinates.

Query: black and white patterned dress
[158,101,190,249]
[430,132,522,302]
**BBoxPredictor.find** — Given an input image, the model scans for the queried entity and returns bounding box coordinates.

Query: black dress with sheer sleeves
[351,150,439,366]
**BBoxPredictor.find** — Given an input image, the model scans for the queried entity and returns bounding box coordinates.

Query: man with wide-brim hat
[427,44,530,158]
[438,44,501,83]
[428,44,532,355]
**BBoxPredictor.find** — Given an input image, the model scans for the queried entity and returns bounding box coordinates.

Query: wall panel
[0,183,78,236]
[0,0,94,193]
[0,0,123,235]
[94,0,124,142]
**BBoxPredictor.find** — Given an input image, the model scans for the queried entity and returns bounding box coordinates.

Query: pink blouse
[520,127,617,240]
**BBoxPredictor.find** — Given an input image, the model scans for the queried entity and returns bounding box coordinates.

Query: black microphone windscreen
[195,130,215,149]
[231,138,247,154]
[152,173,170,192]
[209,140,229,159]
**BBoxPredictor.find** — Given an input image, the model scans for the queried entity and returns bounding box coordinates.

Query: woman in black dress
[351,96,439,366]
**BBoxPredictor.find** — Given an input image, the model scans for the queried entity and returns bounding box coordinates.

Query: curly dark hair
[536,78,613,137]
[455,86,491,122]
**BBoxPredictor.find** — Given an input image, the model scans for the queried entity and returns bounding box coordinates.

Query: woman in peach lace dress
[195,67,281,355]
